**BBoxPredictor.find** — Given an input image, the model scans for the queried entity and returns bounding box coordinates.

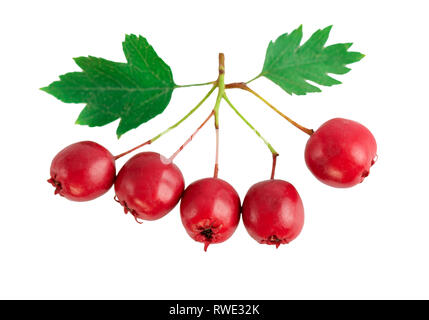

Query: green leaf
[42,34,175,137]
[261,25,364,95]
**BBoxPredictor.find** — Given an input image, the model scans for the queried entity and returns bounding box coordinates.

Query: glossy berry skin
[242,180,304,248]
[114,152,184,222]
[48,141,116,201]
[305,118,377,188]
[180,178,241,251]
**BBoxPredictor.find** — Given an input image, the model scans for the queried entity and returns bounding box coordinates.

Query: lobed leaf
[261,25,365,95]
[42,35,175,138]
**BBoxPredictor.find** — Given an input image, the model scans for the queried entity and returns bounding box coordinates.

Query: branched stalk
[114,85,216,160]
[212,53,225,178]
[214,54,225,129]
[115,53,293,181]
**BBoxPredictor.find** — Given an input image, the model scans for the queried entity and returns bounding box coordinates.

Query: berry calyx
[114,152,184,222]
[180,178,241,251]
[242,179,304,248]
[305,118,377,188]
[48,141,116,201]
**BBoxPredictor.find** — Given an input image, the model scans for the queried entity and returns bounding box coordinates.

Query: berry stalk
[169,110,215,161]
[270,153,278,180]
[222,93,279,179]
[214,128,219,178]
[225,82,314,136]
[114,85,216,160]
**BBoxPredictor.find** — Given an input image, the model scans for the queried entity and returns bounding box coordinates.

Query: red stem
[270,153,279,180]
[114,140,151,160]
[169,110,215,162]
[213,127,219,178]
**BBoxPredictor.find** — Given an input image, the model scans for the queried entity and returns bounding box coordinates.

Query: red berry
[180,178,241,251]
[242,180,304,248]
[305,118,377,188]
[114,152,184,222]
[48,141,116,201]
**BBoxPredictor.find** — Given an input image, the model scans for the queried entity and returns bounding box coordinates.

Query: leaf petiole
[245,74,262,84]
[175,81,215,88]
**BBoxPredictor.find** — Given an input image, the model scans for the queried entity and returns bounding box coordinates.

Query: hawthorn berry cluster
[48,117,376,251]
[44,27,377,250]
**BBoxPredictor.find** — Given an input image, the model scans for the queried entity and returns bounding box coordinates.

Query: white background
[1,0,428,299]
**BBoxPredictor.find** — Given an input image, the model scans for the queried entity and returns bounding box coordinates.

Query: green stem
[246,74,262,84]
[213,93,223,128]
[114,85,216,160]
[151,85,216,142]
[222,93,278,156]
[175,81,215,88]
[213,53,225,178]
[214,54,225,128]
